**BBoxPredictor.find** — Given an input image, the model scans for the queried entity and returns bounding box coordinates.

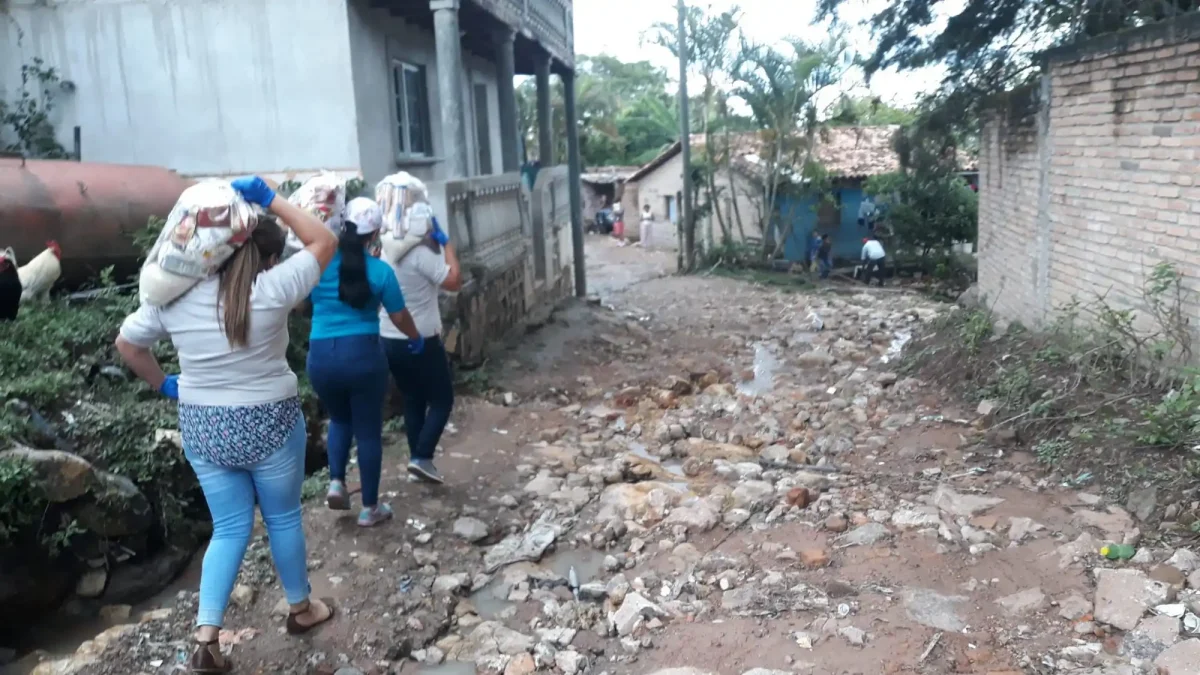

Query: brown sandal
[286,597,336,635]
[190,639,231,673]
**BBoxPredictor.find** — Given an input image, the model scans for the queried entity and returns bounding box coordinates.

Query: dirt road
[27,236,1200,675]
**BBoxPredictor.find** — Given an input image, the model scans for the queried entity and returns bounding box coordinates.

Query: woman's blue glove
[159,374,179,400]
[430,217,450,246]
[230,176,276,208]
[407,335,426,355]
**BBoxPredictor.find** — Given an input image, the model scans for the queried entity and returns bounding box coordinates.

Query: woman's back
[121,251,321,406]
[308,251,402,339]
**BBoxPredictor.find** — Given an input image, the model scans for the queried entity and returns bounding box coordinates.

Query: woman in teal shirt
[307,197,421,527]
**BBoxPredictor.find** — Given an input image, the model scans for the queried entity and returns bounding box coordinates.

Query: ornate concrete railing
[529,164,570,282]
[424,167,572,365]
[473,0,574,68]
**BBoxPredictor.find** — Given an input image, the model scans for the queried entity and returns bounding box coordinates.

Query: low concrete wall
[427,166,574,366]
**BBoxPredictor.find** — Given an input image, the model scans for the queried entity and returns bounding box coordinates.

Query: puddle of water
[545,547,606,585]
[736,343,779,397]
[468,547,608,621]
[627,443,685,477]
[469,581,517,621]
[417,661,477,675]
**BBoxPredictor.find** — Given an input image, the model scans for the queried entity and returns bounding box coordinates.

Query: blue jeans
[384,336,454,461]
[186,414,310,628]
[307,334,389,507]
[818,254,832,279]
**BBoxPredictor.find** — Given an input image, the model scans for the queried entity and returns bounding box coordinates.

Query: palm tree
[731,36,850,258]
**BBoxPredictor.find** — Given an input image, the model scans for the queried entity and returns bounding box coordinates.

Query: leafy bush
[0,457,44,546]
[865,169,977,263]
[1138,377,1200,449]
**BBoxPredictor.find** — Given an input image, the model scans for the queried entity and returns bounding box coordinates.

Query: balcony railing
[474,0,574,67]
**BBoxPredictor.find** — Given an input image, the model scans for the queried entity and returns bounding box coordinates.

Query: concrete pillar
[431,0,468,178]
[534,53,554,166]
[563,68,586,297]
[494,27,520,173]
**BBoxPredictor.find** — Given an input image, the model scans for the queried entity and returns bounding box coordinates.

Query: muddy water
[469,547,608,621]
[6,548,205,674]
[736,343,779,397]
[627,443,685,477]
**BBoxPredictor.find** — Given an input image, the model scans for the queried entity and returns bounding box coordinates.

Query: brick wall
[979,16,1200,330]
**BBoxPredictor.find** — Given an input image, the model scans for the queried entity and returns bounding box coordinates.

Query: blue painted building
[770,125,978,264]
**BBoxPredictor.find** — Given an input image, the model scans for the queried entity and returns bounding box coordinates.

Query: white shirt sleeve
[254,250,322,308]
[861,244,869,260]
[415,248,450,288]
[119,303,168,348]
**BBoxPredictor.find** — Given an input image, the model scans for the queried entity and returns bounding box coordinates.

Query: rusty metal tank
[0,157,194,287]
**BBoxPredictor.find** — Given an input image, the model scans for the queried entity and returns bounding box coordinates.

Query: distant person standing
[806,231,822,274]
[860,236,886,286]
[818,234,833,279]
[638,204,654,249]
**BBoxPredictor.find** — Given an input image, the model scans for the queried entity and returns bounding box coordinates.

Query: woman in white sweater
[115,177,338,673]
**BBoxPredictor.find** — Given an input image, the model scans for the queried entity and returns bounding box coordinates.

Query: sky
[572,0,953,112]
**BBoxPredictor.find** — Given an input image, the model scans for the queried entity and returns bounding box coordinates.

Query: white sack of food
[376,172,430,262]
[282,172,347,257]
[139,181,257,307]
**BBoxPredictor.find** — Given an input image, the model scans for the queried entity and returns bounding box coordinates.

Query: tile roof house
[621,125,978,259]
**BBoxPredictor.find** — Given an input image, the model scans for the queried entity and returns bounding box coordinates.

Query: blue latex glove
[430,217,449,246]
[230,176,276,208]
[159,374,179,400]
[407,335,426,355]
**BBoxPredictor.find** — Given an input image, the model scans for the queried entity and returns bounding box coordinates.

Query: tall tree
[732,36,851,258]
[816,0,1199,142]
[649,4,742,251]
[516,55,680,168]
[827,96,915,127]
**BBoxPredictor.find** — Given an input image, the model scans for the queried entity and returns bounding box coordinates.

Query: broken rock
[482,516,561,573]
[1121,614,1180,660]
[1094,568,1175,631]
[837,522,890,547]
[996,588,1047,616]
[902,588,969,632]
[610,592,667,636]
[730,481,776,512]
[1154,638,1200,675]
[933,485,1004,518]
[453,517,490,543]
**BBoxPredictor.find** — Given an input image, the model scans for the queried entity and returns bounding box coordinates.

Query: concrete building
[1,0,586,364]
[978,14,1200,333]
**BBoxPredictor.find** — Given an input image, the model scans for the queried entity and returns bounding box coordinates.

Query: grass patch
[907,262,1200,531]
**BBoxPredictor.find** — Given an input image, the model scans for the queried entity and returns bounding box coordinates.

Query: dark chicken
[0,247,22,320]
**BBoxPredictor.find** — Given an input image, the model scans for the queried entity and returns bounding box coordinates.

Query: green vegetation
[1,57,70,159]
[912,262,1200,518]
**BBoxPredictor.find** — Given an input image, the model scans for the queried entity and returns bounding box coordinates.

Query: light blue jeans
[185,415,311,628]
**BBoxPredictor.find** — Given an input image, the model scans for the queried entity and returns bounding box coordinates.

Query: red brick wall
[979,18,1200,329]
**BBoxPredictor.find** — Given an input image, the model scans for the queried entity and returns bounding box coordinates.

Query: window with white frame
[391,60,432,158]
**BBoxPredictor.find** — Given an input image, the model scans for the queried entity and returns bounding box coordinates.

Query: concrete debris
[610,592,667,636]
[997,587,1048,616]
[1094,568,1176,631]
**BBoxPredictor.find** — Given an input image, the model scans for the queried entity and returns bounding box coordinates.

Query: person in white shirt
[860,236,887,286]
[115,177,338,673]
[638,204,654,249]
[379,208,462,484]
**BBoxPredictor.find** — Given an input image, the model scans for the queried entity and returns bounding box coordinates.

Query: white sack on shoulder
[283,172,347,258]
[139,181,257,307]
[376,172,429,263]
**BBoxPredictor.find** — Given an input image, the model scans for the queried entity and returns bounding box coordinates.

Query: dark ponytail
[337,221,372,309]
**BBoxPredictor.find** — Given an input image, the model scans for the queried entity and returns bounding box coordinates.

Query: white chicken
[18,241,62,302]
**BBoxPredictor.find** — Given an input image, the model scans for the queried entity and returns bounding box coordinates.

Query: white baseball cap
[344,197,383,235]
